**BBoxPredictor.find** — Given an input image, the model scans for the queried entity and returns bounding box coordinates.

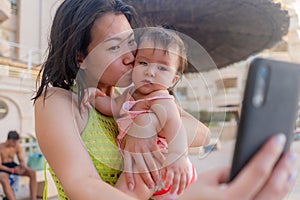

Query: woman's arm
[35,88,135,200]
[181,109,210,147]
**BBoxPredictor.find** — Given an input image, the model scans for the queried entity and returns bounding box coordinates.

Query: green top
[47,109,123,200]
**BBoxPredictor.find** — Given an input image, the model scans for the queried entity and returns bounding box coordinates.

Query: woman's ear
[77,52,86,69]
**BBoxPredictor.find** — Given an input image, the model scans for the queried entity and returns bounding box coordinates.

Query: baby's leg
[115,171,155,200]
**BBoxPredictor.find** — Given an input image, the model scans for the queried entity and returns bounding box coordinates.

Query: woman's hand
[179,134,298,200]
[122,134,165,191]
[122,113,165,191]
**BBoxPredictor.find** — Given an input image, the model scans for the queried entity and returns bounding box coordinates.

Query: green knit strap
[44,109,122,199]
[43,161,48,200]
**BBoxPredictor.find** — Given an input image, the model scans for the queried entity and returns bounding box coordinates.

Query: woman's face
[82,13,136,88]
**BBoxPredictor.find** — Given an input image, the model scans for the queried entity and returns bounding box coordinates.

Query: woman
[33,0,297,199]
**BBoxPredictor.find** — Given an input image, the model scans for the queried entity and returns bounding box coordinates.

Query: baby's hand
[80,87,106,113]
[162,153,190,195]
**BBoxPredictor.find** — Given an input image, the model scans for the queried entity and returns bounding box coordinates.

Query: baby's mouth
[142,80,152,85]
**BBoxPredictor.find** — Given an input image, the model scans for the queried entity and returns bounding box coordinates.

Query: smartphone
[229,58,300,181]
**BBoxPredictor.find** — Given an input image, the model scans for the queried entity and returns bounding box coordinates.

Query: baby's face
[132,40,180,95]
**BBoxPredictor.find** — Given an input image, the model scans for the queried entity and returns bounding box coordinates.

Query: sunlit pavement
[189,139,300,200]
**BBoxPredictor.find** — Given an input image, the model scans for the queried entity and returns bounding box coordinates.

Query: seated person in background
[0,130,37,200]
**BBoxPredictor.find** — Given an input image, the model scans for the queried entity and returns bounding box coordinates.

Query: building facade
[0,0,58,141]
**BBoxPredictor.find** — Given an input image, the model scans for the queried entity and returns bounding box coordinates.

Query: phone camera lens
[252,66,269,108]
[259,66,269,79]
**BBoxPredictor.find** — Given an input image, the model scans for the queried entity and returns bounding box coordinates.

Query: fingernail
[287,171,297,184]
[164,184,170,190]
[149,183,155,189]
[275,134,286,146]
[288,153,298,164]
[128,183,134,191]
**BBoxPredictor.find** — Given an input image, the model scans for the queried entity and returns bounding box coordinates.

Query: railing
[0,40,42,80]
[0,40,44,68]
[0,57,40,80]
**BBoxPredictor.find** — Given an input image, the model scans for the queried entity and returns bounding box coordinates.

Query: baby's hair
[136,26,187,97]
[136,26,188,75]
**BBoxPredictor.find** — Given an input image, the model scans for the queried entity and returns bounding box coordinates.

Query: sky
[294,1,300,37]
[296,1,300,23]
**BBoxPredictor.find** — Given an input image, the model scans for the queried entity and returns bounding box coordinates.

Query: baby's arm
[150,98,190,194]
[83,87,127,116]
[94,94,125,117]
[151,98,188,155]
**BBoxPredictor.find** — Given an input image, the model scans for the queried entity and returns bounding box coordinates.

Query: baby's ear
[172,74,180,85]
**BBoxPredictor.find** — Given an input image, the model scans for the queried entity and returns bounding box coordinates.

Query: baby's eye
[157,65,168,71]
[108,45,120,51]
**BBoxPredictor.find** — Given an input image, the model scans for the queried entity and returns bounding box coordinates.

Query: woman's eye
[108,45,120,51]
[139,61,148,66]
[128,39,136,46]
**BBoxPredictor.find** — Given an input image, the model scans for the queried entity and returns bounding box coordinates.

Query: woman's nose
[123,51,135,67]
[123,43,136,67]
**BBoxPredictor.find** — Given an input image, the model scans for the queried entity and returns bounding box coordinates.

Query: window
[216,78,238,89]
[0,100,8,119]
[11,0,18,14]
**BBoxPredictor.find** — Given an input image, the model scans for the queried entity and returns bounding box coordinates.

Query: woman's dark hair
[33,0,137,103]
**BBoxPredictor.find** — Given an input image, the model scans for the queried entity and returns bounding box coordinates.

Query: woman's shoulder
[35,87,73,102]
[34,87,88,133]
[34,87,78,111]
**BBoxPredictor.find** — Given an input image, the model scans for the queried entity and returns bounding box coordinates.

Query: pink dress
[117,92,197,200]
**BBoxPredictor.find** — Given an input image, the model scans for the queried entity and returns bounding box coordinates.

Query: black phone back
[229,58,300,181]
